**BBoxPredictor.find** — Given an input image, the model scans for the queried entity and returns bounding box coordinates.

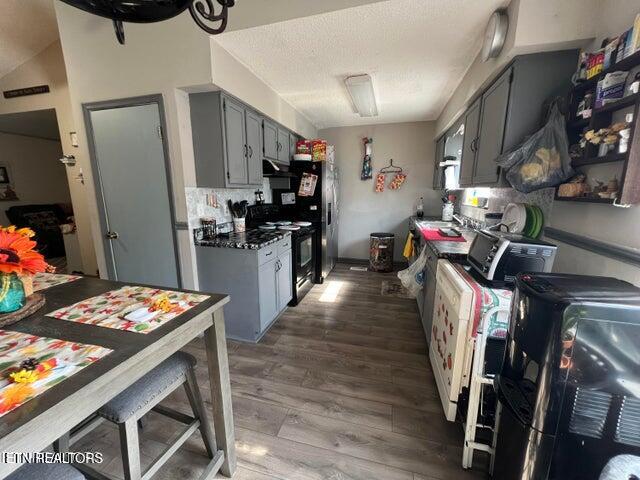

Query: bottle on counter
[416,197,424,218]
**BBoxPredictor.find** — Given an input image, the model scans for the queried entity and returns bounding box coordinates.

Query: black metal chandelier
[59,0,235,45]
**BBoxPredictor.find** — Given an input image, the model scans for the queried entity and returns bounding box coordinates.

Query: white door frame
[82,94,182,287]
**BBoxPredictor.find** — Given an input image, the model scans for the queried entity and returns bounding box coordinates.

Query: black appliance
[246,204,316,306]
[493,273,640,480]
[467,230,557,286]
[277,160,338,283]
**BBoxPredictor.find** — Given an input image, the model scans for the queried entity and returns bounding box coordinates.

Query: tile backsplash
[186,178,273,232]
[454,187,555,225]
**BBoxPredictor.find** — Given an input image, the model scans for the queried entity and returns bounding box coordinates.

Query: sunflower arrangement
[0,226,51,314]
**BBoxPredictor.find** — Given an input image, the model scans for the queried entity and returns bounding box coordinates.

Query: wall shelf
[571,151,627,167]
[554,195,615,204]
[564,50,640,205]
[594,93,639,115]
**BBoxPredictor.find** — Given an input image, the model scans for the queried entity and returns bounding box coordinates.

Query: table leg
[204,308,236,477]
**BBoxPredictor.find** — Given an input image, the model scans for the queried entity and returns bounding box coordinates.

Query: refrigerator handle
[328,202,332,226]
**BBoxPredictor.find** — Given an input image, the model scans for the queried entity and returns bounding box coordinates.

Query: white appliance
[429,260,475,421]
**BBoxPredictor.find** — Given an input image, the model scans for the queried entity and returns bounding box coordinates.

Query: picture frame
[0,166,9,184]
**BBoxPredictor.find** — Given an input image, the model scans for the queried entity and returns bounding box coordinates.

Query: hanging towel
[403,232,414,259]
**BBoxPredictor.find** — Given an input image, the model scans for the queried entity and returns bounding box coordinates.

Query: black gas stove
[246,204,317,306]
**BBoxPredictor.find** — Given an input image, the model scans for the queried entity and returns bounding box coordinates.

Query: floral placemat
[33,272,82,292]
[47,286,210,334]
[0,330,111,416]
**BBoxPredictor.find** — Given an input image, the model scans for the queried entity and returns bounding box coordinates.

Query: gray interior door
[474,67,512,185]
[459,99,481,187]
[88,101,179,288]
[223,97,248,186]
[246,110,263,185]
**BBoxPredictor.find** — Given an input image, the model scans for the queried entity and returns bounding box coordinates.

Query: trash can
[369,232,395,272]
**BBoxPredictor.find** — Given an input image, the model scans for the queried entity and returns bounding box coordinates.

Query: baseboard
[338,257,406,268]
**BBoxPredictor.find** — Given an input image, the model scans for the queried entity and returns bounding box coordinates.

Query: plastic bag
[397,247,426,298]
[496,103,574,193]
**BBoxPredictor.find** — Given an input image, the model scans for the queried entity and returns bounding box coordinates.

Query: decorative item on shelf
[0,226,50,321]
[581,121,629,155]
[58,0,235,45]
[619,113,634,153]
[557,174,589,198]
[361,137,373,180]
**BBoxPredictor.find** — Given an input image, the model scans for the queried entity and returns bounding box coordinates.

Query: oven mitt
[388,173,407,190]
[375,173,386,192]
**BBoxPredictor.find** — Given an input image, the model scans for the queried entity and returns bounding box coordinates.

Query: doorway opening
[0,108,81,274]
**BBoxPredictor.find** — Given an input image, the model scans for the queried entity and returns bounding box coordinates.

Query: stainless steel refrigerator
[288,154,339,283]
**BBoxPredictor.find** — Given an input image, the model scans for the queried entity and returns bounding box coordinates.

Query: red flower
[0,228,48,274]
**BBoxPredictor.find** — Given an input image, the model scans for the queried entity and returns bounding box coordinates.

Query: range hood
[263,159,297,178]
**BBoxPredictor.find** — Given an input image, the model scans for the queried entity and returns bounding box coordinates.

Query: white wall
[436,0,598,136]
[0,132,71,225]
[546,0,640,286]
[319,121,437,262]
[0,42,97,274]
[54,3,319,288]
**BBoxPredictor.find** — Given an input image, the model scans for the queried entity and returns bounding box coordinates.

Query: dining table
[0,275,235,479]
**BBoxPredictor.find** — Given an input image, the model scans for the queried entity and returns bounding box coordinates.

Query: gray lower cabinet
[196,237,293,342]
[190,91,263,188]
[263,119,279,161]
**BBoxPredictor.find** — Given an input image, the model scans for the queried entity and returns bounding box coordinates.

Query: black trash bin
[369,232,394,272]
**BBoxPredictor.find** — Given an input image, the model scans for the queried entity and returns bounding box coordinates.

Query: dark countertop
[194,228,291,250]
[410,216,477,261]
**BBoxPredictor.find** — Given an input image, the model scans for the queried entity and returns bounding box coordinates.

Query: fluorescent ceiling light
[344,74,378,117]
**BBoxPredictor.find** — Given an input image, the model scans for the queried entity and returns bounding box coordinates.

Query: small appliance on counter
[493,273,640,480]
[467,230,557,286]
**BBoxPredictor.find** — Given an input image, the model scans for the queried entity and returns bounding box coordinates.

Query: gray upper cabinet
[289,132,298,162]
[474,68,512,185]
[189,91,263,188]
[454,50,577,188]
[223,97,249,186]
[263,119,278,161]
[433,136,445,189]
[246,110,263,185]
[277,128,290,164]
[460,98,481,187]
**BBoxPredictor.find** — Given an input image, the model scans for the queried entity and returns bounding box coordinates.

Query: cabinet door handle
[248,145,253,158]
[265,251,273,256]
[243,144,248,157]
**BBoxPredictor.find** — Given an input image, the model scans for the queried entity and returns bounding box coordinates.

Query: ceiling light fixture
[59,0,235,45]
[344,75,378,117]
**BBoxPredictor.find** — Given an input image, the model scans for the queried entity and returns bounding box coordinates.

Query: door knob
[105,231,119,239]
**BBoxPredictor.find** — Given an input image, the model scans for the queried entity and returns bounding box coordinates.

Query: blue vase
[0,273,26,314]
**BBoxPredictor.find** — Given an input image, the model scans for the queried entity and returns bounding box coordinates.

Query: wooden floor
[76,263,487,479]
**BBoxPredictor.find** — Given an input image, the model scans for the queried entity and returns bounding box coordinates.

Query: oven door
[296,231,315,285]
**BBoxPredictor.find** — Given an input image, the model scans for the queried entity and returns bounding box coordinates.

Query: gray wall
[320,121,438,262]
[0,132,71,225]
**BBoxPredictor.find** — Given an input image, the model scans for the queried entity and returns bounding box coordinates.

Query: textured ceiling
[216,0,508,128]
[0,0,59,79]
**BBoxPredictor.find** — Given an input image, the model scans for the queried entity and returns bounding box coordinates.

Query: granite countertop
[411,216,477,260]
[195,228,291,250]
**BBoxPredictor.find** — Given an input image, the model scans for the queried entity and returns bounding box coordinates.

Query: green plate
[531,206,544,238]
[523,205,535,237]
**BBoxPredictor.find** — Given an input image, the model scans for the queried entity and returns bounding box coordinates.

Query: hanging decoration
[361,137,373,180]
[59,0,235,45]
[375,159,407,192]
